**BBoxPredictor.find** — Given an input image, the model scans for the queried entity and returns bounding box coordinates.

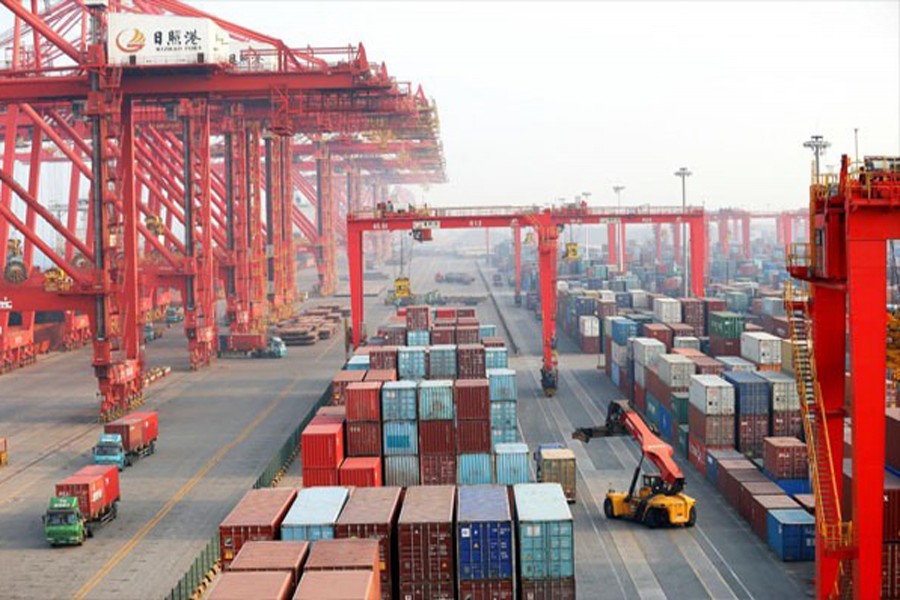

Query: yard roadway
[0,296,349,600]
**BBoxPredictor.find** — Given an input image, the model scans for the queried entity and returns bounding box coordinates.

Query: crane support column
[348,225,364,347]
[537,221,558,395]
[513,223,522,306]
[741,214,751,259]
[689,218,707,297]
[718,218,729,255]
[652,223,662,264]
[618,222,626,272]
[673,222,682,266]
[607,222,617,268]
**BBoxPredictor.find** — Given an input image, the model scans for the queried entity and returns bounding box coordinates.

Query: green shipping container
[677,425,689,458]
[671,391,690,425]
[708,311,745,339]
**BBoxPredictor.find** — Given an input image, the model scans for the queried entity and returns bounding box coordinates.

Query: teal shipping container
[382,381,418,421]
[491,401,517,431]
[429,344,458,378]
[767,508,815,561]
[418,380,455,421]
[485,348,509,370]
[346,355,370,371]
[514,483,575,579]
[677,424,689,458]
[385,455,420,487]
[281,486,349,541]
[458,453,493,485]
[479,324,497,339]
[406,329,430,347]
[487,368,517,401]
[494,443,530,485]
[671,391,689,424]
[492,428,518,445]
[383,421,418,456]
[398,346,427,380]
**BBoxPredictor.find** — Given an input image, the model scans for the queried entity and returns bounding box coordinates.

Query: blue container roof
[514,483,572,522]
[722,371,765,385]
[382,380,417,390]
[283,487,349,526]
[458,485,511,522]
[769,509,815,525]
[755,371,795,383]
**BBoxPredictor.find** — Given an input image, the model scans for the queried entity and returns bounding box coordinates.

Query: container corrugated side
[208,571,293,600]
[419,380,455,420]
[458,453,493,485]
[227,541,308,588]
[494,443,530,485]
[336,487,402,600]
[219,488,297,565]
[382,421,418,456]
[294,570,378,600]
[398,486,456,586]
[513,483,574,579]
[381,381,418,421]
[385,455,420,487]
[457,485,514,581]
[487,368,517,401]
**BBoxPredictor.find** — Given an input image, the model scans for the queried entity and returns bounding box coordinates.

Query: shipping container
[55,465,120,522]
[763,437,808,480]
[494,443,530,485]
[674,336,701,350]
[407,330,431,347]
[724,371,769,415]
[709,311,745,339]
[717,356,757,372]
[689,356,726,376]
[514,483,575,579]
[719,467,769,511]
[317,405,347,420]
[459,454,493,485]
[653,297,682,324]
[736,413,769,457]
[455,379,491,420]
[490,401,517,432]
[630,337,665,368]
[228,541,308,588]
[398,581,454,600]
[340,457,383,487]
[336,487,402,600]
[406,305,431,330]
[520,578,577,600]
[487,369,517,402]
[671,391,689,424]
[208,571,292,600]
[457,420,492,454]
[841,460,900,541]
[458,344,487,379]
[741,332,783,365]
[306,538,379,575]
[383,421,418,456]
[429,345,458,378]
[370,347,399,371]
[421,453,457,485]
[420,420,456,455]
[398,485,456,590]
[346,382,384,422]
[385,455,421,487]
[382,381,418,421]
[688,404,735,447]
[750,494,800,540]
[689,375,736,415]
[458,579,515,600]
[333,371,367,404]
[104,412,158,453]
[890,408,900,472]
[884,542,900,599]
[536,448,576,502]
[419,380,455,420]
[347,422,381,457]
[704,448,747,486]
[282,487,350,542]
[347,355,371,371]
[756,371,801,412]
[456,485,515,582]
[294,570,379,600]
[302,422,345,470]
[610,317,640,346]
[220,488,297,565]
[739,481,784,521]
[398,347,427,380]
[643,323,673,350]
[432,327,456,346]
[485,348,509,370]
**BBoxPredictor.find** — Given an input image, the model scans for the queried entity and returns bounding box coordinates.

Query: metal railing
[165,384,332,600]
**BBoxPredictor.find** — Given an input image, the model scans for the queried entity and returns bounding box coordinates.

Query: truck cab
[165,306,183,325]
[92,433,126,471]
[266,336,287,358]
[43,497,87,546]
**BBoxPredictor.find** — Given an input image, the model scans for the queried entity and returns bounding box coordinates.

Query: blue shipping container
[487,368,517,401]
[492,428,518,445]
[494,442,530,485]
[514,483,575,579]
[610,317,639,346]
[346,355,370,371]
[457,485,515,580]
[485,348,509,370]
[281,486,349,541]
[772,478,812,496]
[418,380,455,420]
[458,454,493,485]
[381,381,418,421]
[723,371,769,415]
[383,421,418,455]
[406,329,430,347]
[428,344,458,378]
[657,403,674,443]
[646,394,660,427]
[397,347,427,380]
[384,455,420,487]
[767,508,815,561]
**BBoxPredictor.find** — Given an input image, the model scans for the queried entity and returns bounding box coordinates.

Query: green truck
[44,465,120,546]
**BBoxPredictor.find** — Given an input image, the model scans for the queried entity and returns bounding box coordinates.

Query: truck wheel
[112,503,118,519]
[686,507,697,528]
[126,457,133,467]
[603,498,616,519]
[644,508,659,529]
[150,441,156,455]
[86,526,93,538]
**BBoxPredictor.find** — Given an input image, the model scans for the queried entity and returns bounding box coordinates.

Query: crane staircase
[784,277,854,599]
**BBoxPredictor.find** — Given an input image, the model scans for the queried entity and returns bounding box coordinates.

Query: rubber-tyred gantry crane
[786,154,900,599]
[347,204,706,394]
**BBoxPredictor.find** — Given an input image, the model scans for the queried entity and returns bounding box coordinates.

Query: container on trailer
[219,488,297,564]
[487,368,517,402]
[305,538,379,574]
[346,382,383,422]
[382,380,418,421]
[494,442,530,485]
[459,453,493,485]
[339,457,383,487]
[536,448,576,502]
[398,485,456,589]
[419,380,455,420]
[458,344,487,379]
[208,571,292,600]
[457,485,515,581]
[301,422,344,469]
[519,578,577,600]
[347,422,381,457]
[294,570,378,600]
[514,483,574,579]
[420,420,455,455]
[55,465,120,521]
[723,371,769,415]
[104,411,158,452]
[281,487,349,542]
[422,453,457,485]
[397,347,427,380]
[750,494,800,540]
[336,487,402,600]
[689,375,736,416]
[385,455,420,487]
[228,541,309,588]
[455,379,490,420]
[457,420,492,454]
[382,421,418,456]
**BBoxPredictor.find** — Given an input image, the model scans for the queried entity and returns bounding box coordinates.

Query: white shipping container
[689,375,736,416]
[579,316,600,337]
[781,339,795,374]
[611,341,629,366]
[756,371,801,411]
[635,363,646,388]
[761,297,785,317]
[653,297,682,324]
[716,356,757,372]
[107,14,230,67]
[657,354,696,389]
[631,337,666,367]
[741,332,782,365]
[673,336,701,350]
[599,290,616,302]
[630,289,649,309]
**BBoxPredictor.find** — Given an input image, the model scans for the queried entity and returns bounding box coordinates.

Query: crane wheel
[644,508,660,529]
[686,507,697,528]
[603,498,615,519]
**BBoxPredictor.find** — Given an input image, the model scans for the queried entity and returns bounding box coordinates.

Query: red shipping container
[520,578,577,600]
[55,465,120,521]
[719,467,768,511]
[680,298,705,335]
[336,487,402,600]
[295,570,379,600]
[738,481,783,521]
[643,323,673,351]
[228,541,309,589]
[104,411,159,453]
[633,383,647,414]
[406,305,432,330]
[346,382,383,422]
[750,494,799,539]
[688,404,735,447]
[457,344,487,379]
[736,414,769,458]
[316,406,346,419]
[421,454,457,485]
[398,486,455,584]
[670,323,694,338]
[365,369,397,383]
[771,316,790,339]
[456,420,491,454]
[340,457,383,487]
[456,326,480,345]
[434,317,456,328]
[398,581,454,600]
[709,335,740,357]
[332,371,366,404]
[431,327,456,345]
[209,571,292,600]
[303,468,339,487]
[645,368,671,408]
[369,347,399,371]
[842,462,900,541]
[347,422,381,457]
[689,356,725,376]
[455,379,490,420]
[219,488,297,565]
[884,542,900,599]
[434,308,457,320]
[580,335,601,354]
[306,538,379,575]
[457,314,478,325]
[301,422,344,469]
[763,437,808,479]
[771,410,804,439]
[419,420,455,455]
[482,337,505,348]
[688,436,707,476]
[458,579,515,600]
